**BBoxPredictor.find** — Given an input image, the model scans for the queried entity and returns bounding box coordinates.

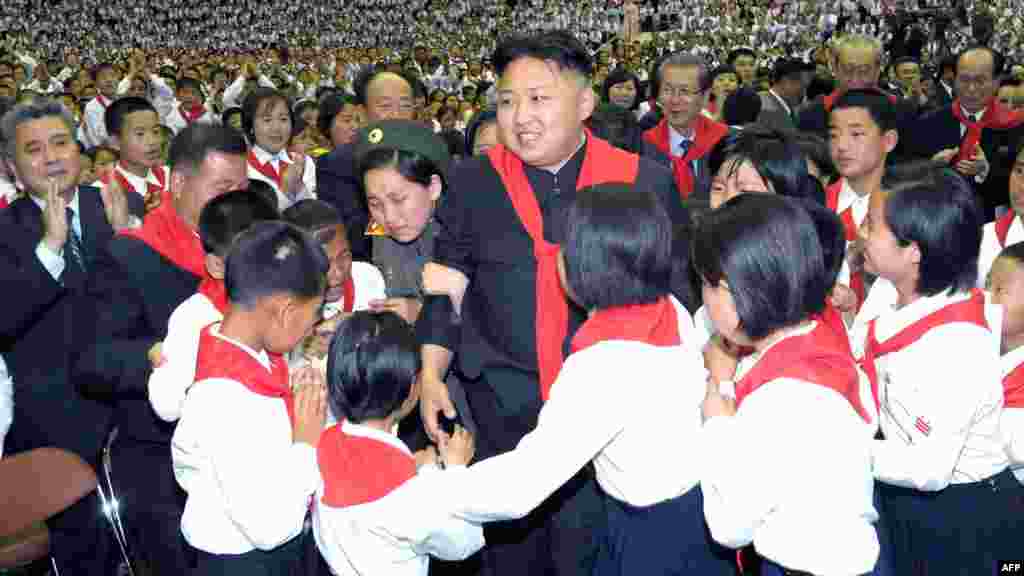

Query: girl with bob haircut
[313,311,482,575]
[242,87,317,211]
[424,185,734,575]
[857,161,1017,574]
[696,194,880,576]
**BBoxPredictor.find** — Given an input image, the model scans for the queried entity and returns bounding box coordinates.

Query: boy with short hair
[81,62,120,147]
[102,97,169,207]
[148,190,280,422]
[172,221,329,574]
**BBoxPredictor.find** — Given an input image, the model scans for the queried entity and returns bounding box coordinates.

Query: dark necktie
[680,139,701,187]
[65,207,86,275]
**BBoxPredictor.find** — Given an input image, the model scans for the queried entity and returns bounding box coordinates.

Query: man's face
[365,73,415,121]
[834,46,880,91]
[955,50,997,114]
[172,152,249,230]
[894,62,921,90]
[496,57,593,170]
[732,54,757,85]
[658,65,707,132]
[8,116,82,200]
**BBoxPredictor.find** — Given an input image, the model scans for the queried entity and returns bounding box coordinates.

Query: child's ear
[205,253,225,280]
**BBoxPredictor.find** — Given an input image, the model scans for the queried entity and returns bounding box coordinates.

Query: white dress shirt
[81,95,114,149]
[668,124,695,158]
[437,298,705,521]
[978,215,1024,287]
[701,322,880,575]
[172,325,319,554]
[148,292,223,422]
[313,421,484,576]
[999,345,1024,484]
[868,290,1008,491]
[31,191,82,281]
[0,354,11,458]
[248,145,317,211]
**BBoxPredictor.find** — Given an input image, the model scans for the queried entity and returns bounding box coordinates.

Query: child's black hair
[282,199,345,244]
[225,221,329,308]
[104,96,158,137]
[325,311,421,423]
[199,190,280,259]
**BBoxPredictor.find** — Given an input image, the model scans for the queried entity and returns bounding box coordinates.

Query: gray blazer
[757,91,796,133]
[372,219,439,299]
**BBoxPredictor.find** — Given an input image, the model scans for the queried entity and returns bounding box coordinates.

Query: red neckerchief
[951,98,1024,165]
[317,423,416,508]
[825,179,865,311]
[736,320,870,422]
[815,300,852,356]
[248,148,285,190]
[0,196,7,210]
[1003,358,1024,409]
[120,190,205,277]
[96,94,111,109]
[823,89,896,112]
[994,208,1018,248]
[642,116,728,200]
[860,289,988,411]
[342,276,355,313]
[198,277,229,315]
[486,130,639,401]
[180,103,206,124]
[108,164,166,198]
[570,297,681,354]
[193,323,293,423]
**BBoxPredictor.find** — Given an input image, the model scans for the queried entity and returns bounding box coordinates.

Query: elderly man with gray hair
[0,96,136,573]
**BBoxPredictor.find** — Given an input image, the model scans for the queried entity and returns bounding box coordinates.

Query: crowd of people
[2,1,1024,575]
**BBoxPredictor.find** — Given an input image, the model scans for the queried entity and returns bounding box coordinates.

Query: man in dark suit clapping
[0,97,136,575]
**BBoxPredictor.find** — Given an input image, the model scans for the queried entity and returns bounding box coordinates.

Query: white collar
[30,187,81,214]
[1002,344,1024,379]
[341,419,412,456]
[959,105,986,123]
[116,164,162,193]
[837,177,870,214]
[208,323,272,370]
[874,290,978,343]
[252,145,292,166]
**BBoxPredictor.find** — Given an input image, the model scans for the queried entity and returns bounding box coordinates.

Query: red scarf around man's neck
[951,98,1024,165]
[180,103,206,124]
[642,116,728,200]
[486,131,639,401]
[120,190,206,278]
[570,297,681,355]
[193,323,293,422]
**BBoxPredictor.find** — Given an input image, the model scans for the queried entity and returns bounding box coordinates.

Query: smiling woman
[242,87,317,210]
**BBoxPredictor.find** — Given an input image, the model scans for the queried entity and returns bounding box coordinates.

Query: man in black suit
[316,66,416,262]
[75,124,249,575]
[0,97,135,574]
[906,47,1024,219]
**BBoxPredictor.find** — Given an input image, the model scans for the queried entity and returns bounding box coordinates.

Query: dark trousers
[192,532,303,576]
[877,468,1023,575]
[47,488,117,575]
[110,437,193,575]
[463,375,607,576]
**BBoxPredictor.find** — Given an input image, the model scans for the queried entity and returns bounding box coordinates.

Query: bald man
[316,67,417,261]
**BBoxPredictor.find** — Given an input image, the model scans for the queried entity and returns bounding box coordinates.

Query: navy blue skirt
[877,467,1024,575]
[592,485,735,576]
[191,533,304,576]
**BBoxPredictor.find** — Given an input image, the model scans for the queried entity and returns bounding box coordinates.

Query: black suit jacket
[75,228,202,444]
[316,143,372,261]
[0,186,116,464]
[905,105,1023,216]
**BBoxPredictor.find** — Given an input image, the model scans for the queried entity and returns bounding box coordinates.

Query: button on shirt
[32,192,82,281]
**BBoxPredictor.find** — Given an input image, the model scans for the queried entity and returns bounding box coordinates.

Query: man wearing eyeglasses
[642,53,730,202]
[906,46,1024,220]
